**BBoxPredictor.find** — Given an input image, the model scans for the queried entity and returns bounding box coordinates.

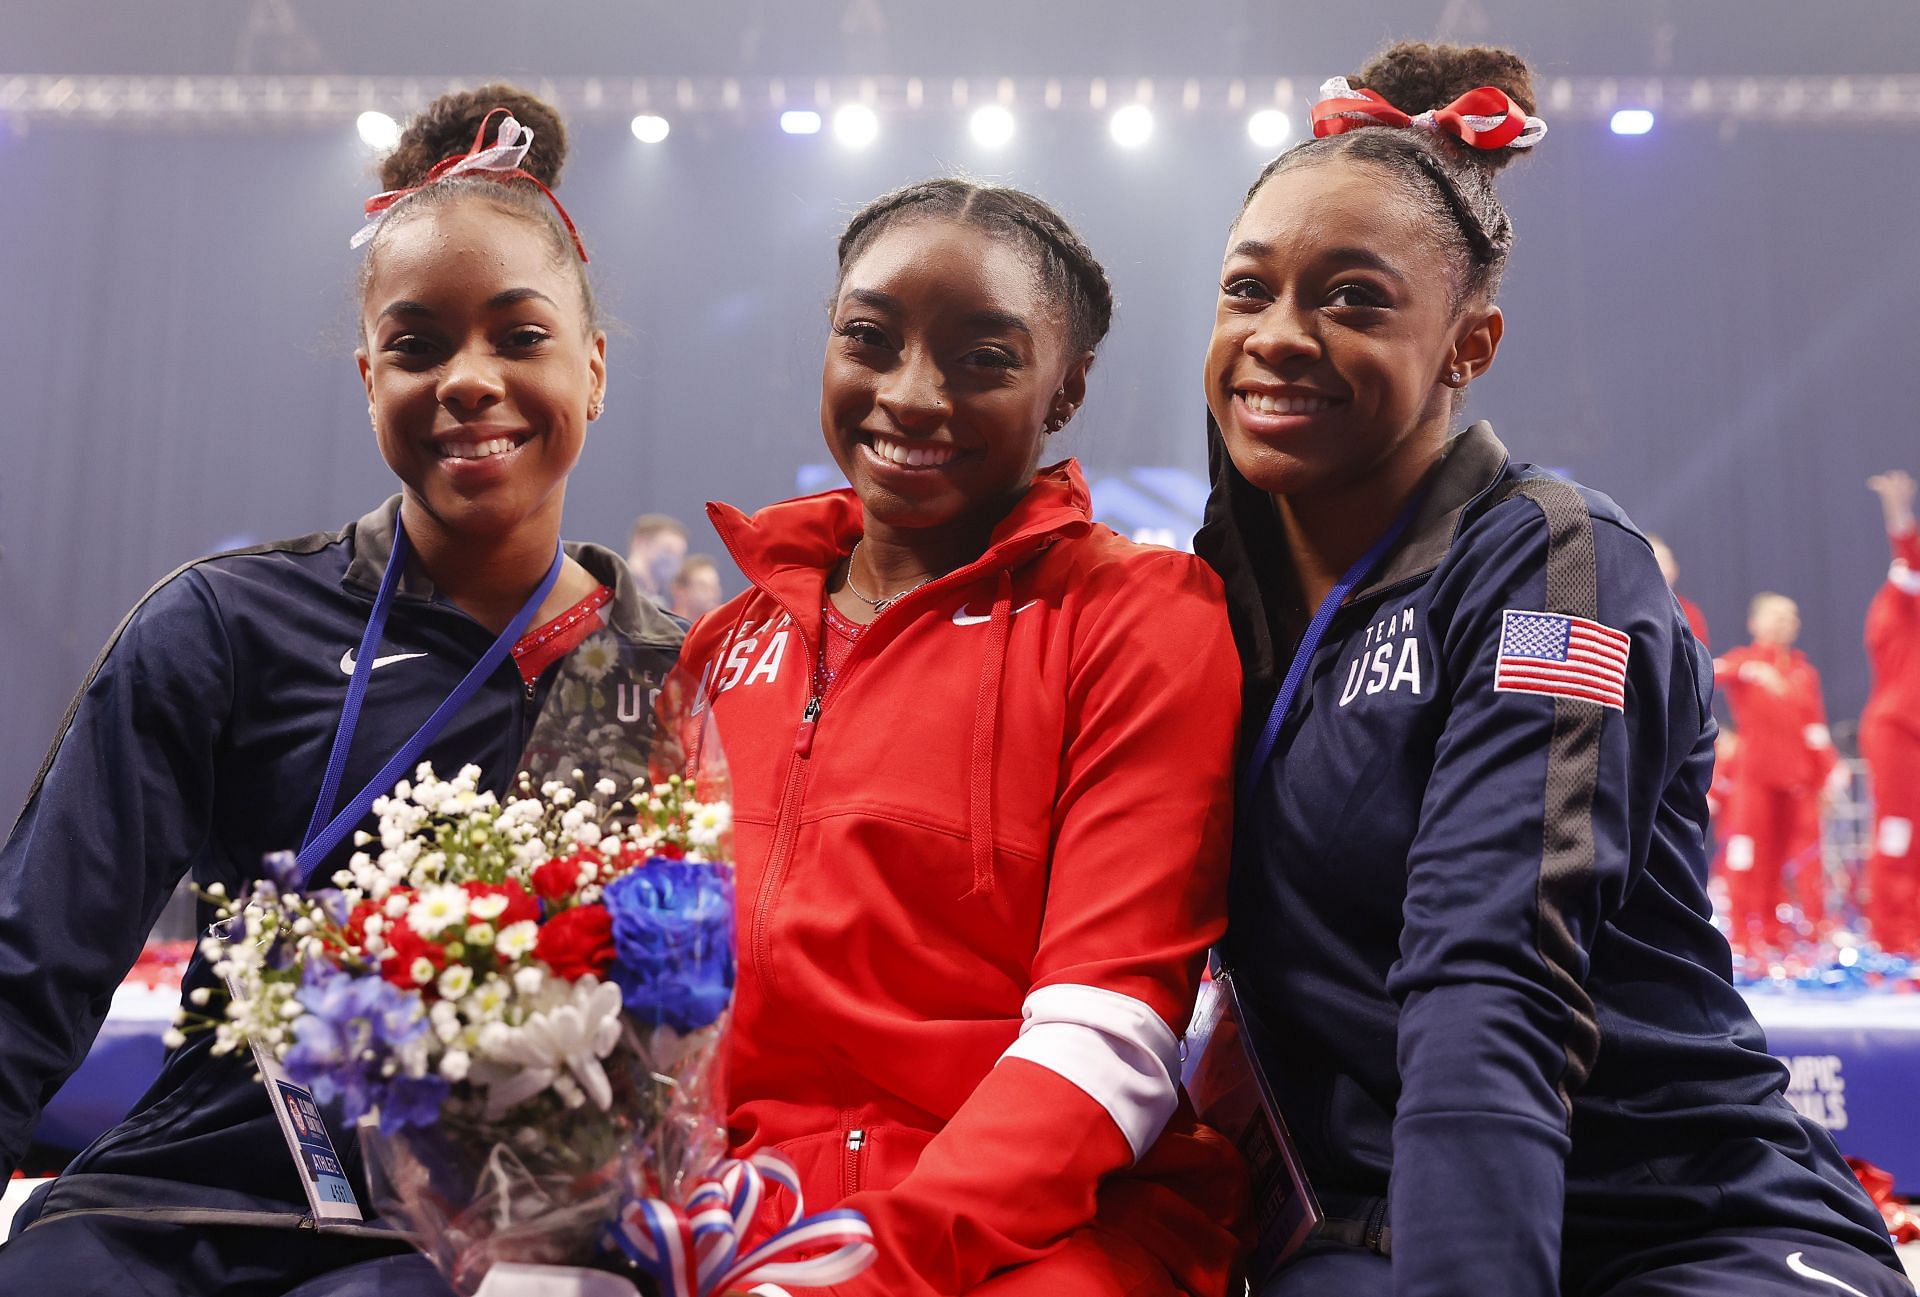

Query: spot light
[1610,109,1655,135]
[1109,104,1154,148]
[356,110,400,151]
[1247,109,1292,148]
[780,110,823,135]
[629,114,670,144]
[969,104,1016,148]
[833,104,880,148]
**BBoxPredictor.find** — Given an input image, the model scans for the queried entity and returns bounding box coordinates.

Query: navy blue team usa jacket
[1197,423,1903,1294]
[0,498,684,1242]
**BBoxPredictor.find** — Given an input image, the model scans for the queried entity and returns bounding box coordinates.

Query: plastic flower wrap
[194,642,873,1296]
[192,767,740,1293]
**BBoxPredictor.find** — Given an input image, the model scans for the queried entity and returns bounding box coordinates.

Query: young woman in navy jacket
[1195,40,1909,1297]
[0,88,682,1296]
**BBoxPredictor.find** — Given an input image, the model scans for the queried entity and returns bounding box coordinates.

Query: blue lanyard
[1240,492,1426,803]
[297,521,565,885]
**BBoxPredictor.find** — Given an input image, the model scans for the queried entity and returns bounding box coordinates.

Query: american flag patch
[1494,610,1631,710]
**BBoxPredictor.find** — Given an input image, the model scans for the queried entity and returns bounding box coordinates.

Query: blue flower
[261,850,304,892]
[283,962,435,1126]
[375,1072,451,1134]
[603,859,734,1033]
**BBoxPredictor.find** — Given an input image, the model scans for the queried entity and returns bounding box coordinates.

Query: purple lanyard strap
[297,521,564,885]
[1240,492,1425,803]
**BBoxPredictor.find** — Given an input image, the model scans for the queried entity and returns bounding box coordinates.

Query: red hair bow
[1309,76,1546,151]
[351,106,589,262]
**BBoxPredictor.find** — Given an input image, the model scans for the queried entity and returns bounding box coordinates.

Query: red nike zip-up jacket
[677,461,1246,1295]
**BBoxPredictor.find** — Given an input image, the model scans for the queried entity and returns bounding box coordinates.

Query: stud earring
[588,399,604,420]
[1447,370,1464,386]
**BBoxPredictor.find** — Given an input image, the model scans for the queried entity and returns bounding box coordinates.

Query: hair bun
[379,84,570,191]
[1352,41,1536,169]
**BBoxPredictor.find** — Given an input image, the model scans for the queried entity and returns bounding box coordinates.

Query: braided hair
[358,84,597,326]
[836,179,1115,356]
[1239,42,1535,307]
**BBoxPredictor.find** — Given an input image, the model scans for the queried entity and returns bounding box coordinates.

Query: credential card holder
[209,916,364,1223]
[1182,967,1320,1283]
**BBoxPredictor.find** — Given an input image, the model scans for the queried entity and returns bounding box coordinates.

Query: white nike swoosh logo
[951,600,1039,627]
[1786,1252,1871,1297]
[339,649,430,675]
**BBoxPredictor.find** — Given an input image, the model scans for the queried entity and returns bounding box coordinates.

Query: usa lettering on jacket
[1339,605,1424,706]
[696,613,797,707]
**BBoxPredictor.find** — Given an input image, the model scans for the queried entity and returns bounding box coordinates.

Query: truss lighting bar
[1,73,1916,128]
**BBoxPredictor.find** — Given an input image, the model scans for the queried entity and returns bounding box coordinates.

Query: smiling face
[822,217,1091,537]
[357,201,606,547]
[1204,158,1500,500]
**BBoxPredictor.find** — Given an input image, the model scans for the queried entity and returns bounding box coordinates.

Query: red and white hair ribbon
[1309,76,1547,151]
[607,1151,878,1296]
[351,106,590,261]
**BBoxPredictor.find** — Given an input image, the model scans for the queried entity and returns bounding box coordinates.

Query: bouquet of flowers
[189,762,872,1296]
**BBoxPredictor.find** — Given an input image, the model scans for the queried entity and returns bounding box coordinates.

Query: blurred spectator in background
[627,513,689,600]
[1715,594,1844,952]
[1862,470,1919,952]
[669,554,724,622]
[1648,533,1710,648]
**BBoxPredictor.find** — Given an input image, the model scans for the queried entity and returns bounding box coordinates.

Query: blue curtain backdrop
[3,102,1917,816]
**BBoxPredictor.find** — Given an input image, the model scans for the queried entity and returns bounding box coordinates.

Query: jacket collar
[342,495,683,648]
[707,459,1095,615]
[1194,419,1512,701]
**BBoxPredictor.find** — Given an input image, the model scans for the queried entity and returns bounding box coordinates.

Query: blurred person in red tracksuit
[1648,534,1709,649]
[1714,594,1844,952]
[1863,470,1920,952]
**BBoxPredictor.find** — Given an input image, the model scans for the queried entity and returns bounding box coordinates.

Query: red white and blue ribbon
[1310,76,1547,150]
[350,106,590,261]
[607,1152,877,1296]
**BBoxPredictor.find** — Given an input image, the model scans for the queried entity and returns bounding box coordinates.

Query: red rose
[652,842,686,861]
[534,904,616,981]
[342,899,379,949]
[531,857,587,903]
[342,888,413,951]
[379,920,448,989]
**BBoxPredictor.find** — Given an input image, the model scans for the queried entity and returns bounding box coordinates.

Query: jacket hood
[1193,417,1512,705]
[342,495,683,649]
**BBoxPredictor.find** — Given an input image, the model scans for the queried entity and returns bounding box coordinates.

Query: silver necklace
[842,540,934,613]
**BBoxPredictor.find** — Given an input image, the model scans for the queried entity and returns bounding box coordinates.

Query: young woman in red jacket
[676,180,1246,1296]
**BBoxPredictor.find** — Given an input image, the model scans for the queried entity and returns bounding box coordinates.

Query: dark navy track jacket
[1196,423,1901,1294]
[0,497,684,1238]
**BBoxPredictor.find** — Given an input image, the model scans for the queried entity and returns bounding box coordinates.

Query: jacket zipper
[843,1126,867,1197]
[750,692,818,994]
[719,524,1057,1009]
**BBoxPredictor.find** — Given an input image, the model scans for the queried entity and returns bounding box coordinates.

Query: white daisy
[408,884,468,938]
[574,633,619,683]
[495,920,540,961]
